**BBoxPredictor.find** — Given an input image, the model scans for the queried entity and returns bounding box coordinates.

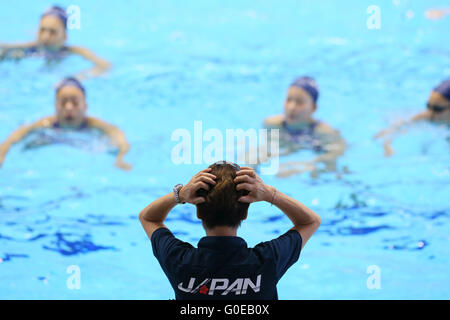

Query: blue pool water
[1,0,449,299]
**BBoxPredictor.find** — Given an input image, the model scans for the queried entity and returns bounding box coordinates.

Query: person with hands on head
[139,161,321,300]
[0,77,131,170]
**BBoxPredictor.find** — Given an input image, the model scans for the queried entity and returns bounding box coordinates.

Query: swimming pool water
[0,0,449,299]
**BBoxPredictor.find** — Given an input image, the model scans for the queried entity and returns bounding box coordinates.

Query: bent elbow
[316,215,322,226]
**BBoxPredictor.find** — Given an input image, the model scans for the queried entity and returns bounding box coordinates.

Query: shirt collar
[198,236,247,250]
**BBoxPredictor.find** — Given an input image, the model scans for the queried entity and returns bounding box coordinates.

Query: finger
[238,196,254,203]
[192,197,206,204]
[197,175,216,185]
[234,174,254,184]
[194,181,210,191]
[198,172,217,180]
[236,183,254,192]
[194,168,212,177]
[236,169,256,177]
[237,166,255,173]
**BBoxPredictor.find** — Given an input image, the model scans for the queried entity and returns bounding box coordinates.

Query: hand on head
[179,168,217,204]
[234,167,274,203]
[180,165,274,205]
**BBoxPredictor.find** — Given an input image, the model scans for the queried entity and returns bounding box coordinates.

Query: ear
[242,208,248,221]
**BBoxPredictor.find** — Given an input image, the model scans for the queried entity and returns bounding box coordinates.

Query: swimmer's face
[55,86,87,127]
[37,15,66,48]
[284,86,316,124]
[427,91,450,122]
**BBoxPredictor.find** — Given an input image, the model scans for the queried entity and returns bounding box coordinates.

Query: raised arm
[86,117,131,170]
[0,116,54,167]
[139,168,216,239]
[235,167,321,249]
[69,46,111,79]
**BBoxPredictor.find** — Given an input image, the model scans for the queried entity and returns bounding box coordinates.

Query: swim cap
[290,76,319,104]
[56,77,85,96]
[433,79,450,102]
[41,6,67,29]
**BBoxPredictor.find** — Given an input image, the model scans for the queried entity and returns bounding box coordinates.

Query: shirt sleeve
[255,229,303,282]
[150,227,193,273]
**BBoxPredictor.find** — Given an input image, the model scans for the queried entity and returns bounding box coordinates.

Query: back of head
[196,162,249,229]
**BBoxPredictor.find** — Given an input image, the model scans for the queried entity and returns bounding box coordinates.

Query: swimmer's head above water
[428,79,450,122]
[37,6,67,48]
[194,161,250,231]
[284,76,319,125]
[55,77,87,128]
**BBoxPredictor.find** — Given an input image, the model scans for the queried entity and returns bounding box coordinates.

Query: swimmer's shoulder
[85,116,104,127]
[31,116,56,129]
[66,45,86,55]
[66,46,96,59]
[314,121,340,135]
[86,116,117,130]
[263,115,284,129]
[7,116,55,139]
[67,46,111,66]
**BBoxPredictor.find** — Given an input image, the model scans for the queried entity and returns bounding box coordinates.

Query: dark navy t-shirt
[151,227,302,300]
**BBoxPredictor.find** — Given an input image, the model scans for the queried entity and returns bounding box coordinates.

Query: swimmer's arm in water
[86,117,131,171]
[0,116,55,167]
[374,111,430,157]
[263,114,284,128]
[68,46,111,80]
[0,42,37,60]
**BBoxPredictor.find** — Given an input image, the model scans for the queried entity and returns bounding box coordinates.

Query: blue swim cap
[56,77,85,96]
[434,79,450,102]
[290,76,319,104]
[41,6,67,29]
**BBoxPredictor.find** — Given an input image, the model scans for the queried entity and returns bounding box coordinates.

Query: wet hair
[41,6,68,29]
[196,162,250,229]
[56,77,86,96]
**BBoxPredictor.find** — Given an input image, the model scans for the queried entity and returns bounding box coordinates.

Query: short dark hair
[196,162,249,229]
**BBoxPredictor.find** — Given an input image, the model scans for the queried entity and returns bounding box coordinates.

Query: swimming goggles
[427,103,449,113]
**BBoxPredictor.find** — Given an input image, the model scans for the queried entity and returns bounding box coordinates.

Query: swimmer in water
[0,77,132,170]
[0,6,110,79]
[375,79,450,157]
[261,76,346,178]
